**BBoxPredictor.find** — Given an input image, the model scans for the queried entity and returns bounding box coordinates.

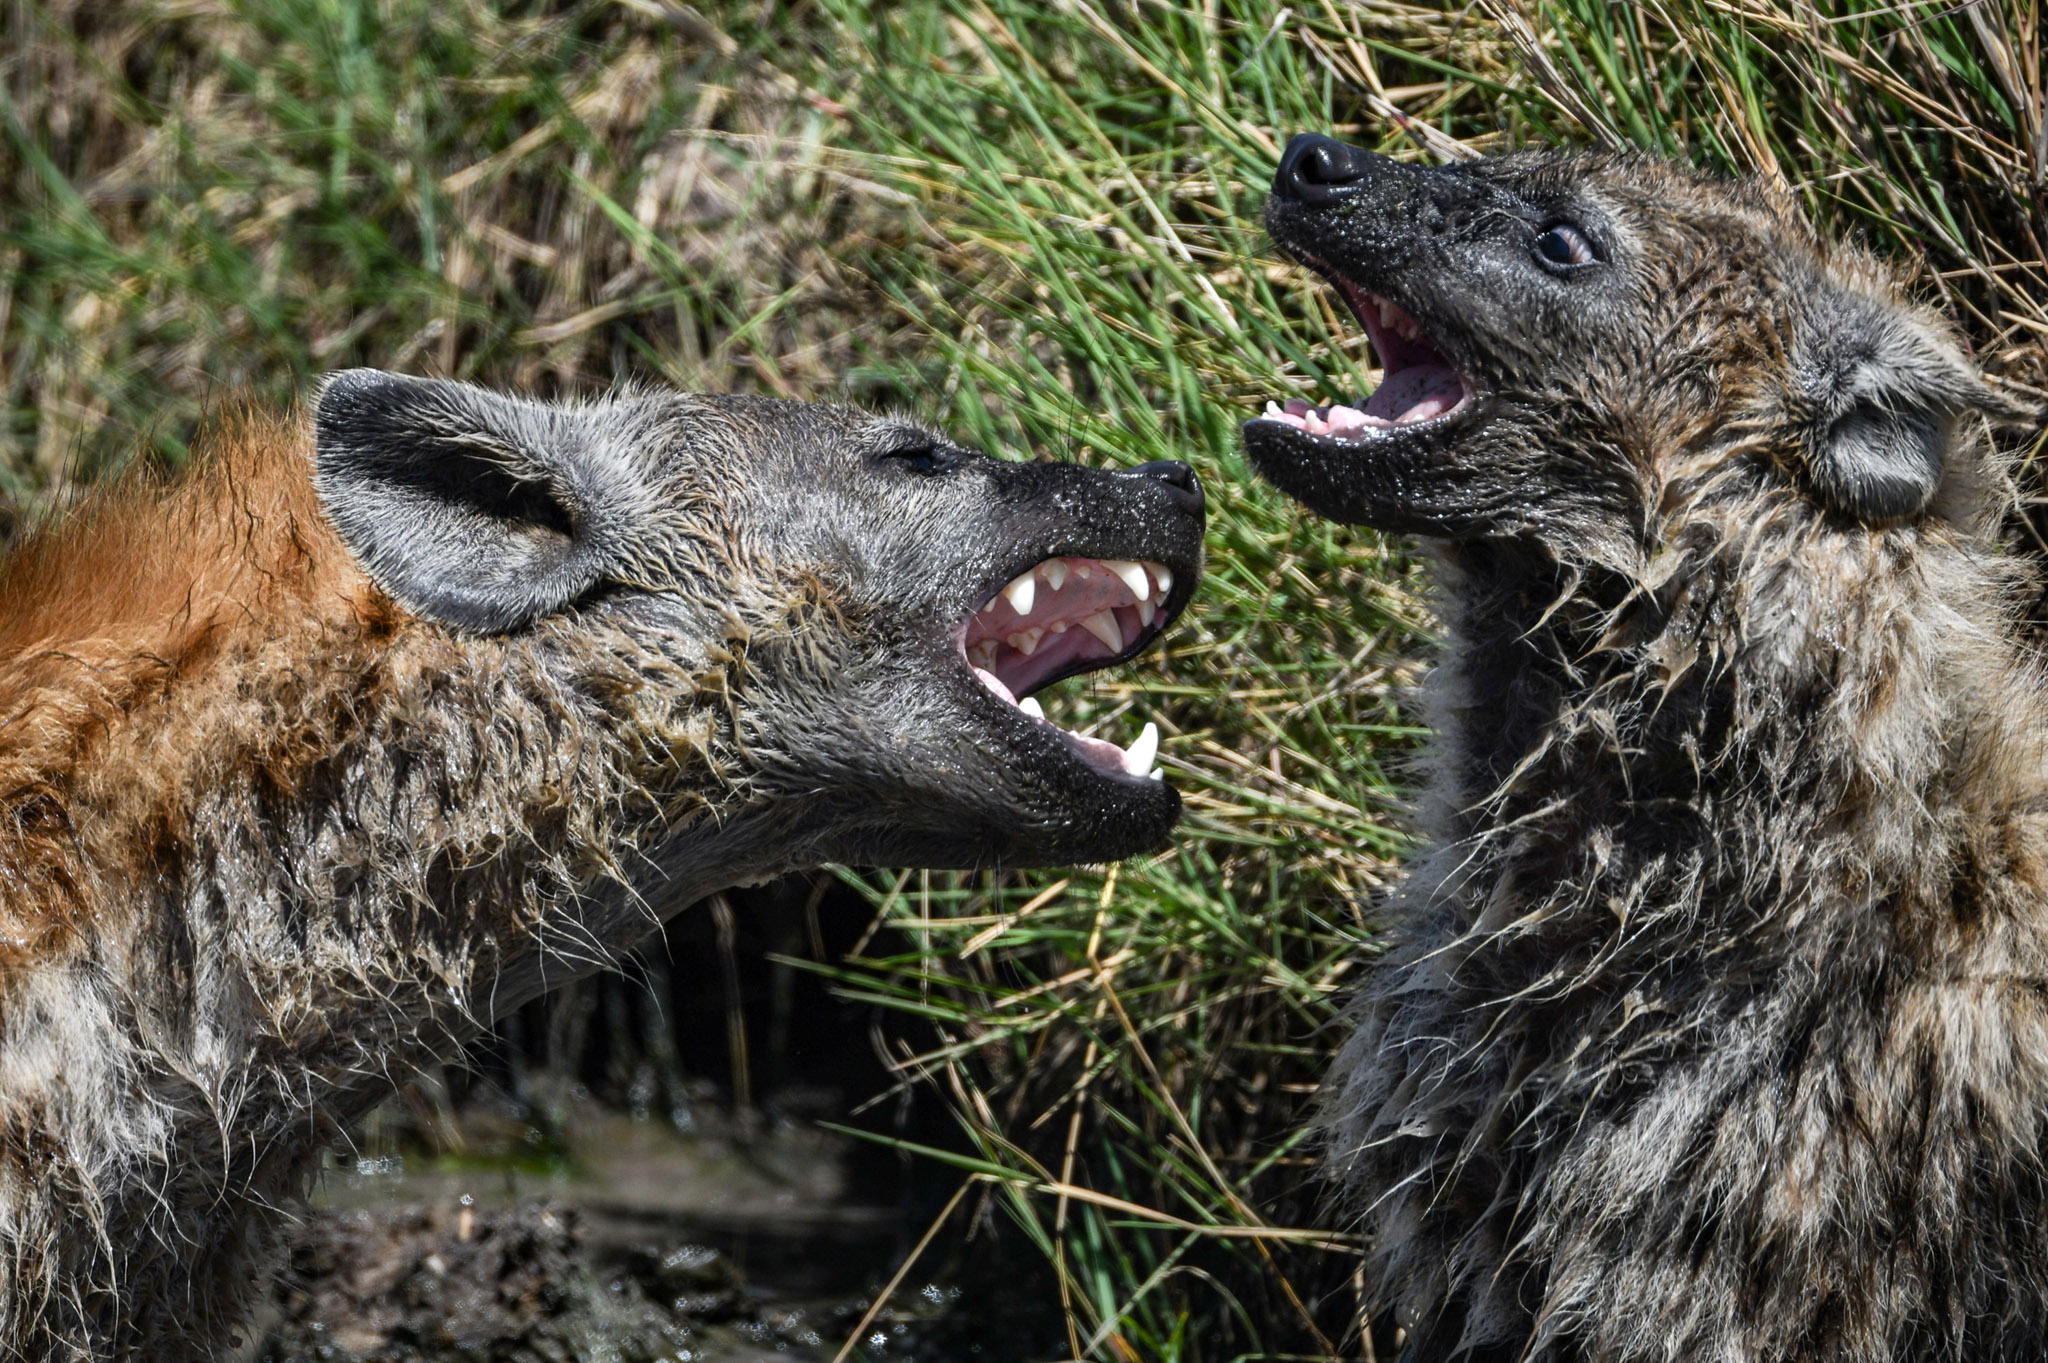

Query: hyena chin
[1248,136,2048,1362]
[0,370,1203,1360]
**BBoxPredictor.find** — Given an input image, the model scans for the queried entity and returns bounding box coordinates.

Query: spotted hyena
[0,370,1204,1359]
[1246,135,2047,1361]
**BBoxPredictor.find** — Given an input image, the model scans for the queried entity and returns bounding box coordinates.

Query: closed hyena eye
[874,434,962,475]
[1534,223,1597,269]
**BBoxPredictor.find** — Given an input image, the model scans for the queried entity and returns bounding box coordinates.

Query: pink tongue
[1363,364,1465,423]
[1067,732,1129,772]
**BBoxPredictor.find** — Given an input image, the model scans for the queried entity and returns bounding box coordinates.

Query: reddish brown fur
[0,402,744,1358]
[0,412,392,973]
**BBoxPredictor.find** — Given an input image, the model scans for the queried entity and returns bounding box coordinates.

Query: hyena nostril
[1273,132,1382,203]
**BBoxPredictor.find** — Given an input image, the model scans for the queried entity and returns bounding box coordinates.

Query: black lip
[1236,399,1499,532]
[1242,405,1478,457]
[945,629,1186,869]
[970,687,1172,794]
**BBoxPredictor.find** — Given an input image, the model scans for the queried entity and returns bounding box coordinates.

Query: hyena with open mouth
[1248,135,2048,1361]
[0,371,1203,1359]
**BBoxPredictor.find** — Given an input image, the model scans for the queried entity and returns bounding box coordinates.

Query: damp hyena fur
[1246,139,2048,1361]
[0,371,1202,1361]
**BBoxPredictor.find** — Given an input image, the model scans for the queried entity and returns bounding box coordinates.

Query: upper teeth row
[974,558,1173,661]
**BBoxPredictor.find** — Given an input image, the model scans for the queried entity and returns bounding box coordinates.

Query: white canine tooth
[1018,696,1044,720]
[1107,559,1150,604]
[1151,564,1173,597]
[1002,573,1035,617]
[1123,722,1159,777]
[1009,628,1044,656]
[1137,599,1155,627]
[1079,610,1123,653]
[1041,559,1069,592]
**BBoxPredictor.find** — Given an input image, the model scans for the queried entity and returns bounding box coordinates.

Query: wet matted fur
[0,373,1203,1360]
[1246,139,2048,1361]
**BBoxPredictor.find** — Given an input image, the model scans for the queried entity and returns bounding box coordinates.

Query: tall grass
[0,0,894,495]
[3,1,2044,1359]
[783,6,1483,1356]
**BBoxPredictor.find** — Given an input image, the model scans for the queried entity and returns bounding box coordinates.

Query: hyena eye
[1534,223,1597,269]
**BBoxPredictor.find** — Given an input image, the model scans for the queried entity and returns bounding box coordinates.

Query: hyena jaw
[0,372,1205,1360]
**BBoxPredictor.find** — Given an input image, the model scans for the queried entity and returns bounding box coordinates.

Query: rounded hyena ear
[313,369,633,633]
[1792,291,1987,525]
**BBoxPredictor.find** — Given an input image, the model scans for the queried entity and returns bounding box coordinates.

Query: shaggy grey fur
[1247,139,2048,1361]
[0,372,1202,1360]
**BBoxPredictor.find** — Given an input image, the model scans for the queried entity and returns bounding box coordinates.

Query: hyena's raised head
[315,371,1203,872]
[1242,136,1995,561]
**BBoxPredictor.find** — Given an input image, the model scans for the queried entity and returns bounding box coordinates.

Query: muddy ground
[250,1098,966,1363]
[244,883,1039,1363]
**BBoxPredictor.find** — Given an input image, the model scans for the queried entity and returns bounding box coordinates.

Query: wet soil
[252,1101,956,1363]
[247,883,1058,1363]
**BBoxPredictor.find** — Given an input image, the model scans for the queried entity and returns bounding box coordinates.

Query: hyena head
[315,370,1203,872]
[1243,136,1996,561]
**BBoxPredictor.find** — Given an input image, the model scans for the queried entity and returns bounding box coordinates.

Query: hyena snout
[715,408,1206,872]
[1127,458,1204,512]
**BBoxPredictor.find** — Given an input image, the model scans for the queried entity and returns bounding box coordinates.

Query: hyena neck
[0,426,782,1357]
[1424,528,2037,947]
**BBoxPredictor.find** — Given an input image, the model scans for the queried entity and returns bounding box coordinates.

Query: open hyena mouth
[1256,272,1475,442]
[960,555,1178,781]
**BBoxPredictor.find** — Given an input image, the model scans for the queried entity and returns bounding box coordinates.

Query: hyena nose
[1130,460,1204,515]
[1274,133,1379,203]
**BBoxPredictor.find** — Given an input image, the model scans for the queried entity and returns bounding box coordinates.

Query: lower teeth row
[967,604,1146,670]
